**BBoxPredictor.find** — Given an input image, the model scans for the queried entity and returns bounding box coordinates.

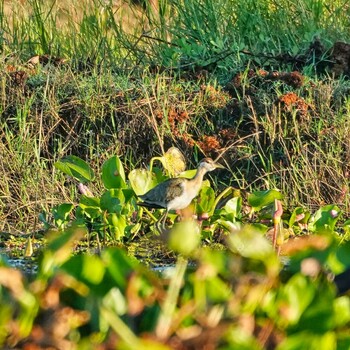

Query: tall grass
[3,0,350,70]
[1,0,350,232]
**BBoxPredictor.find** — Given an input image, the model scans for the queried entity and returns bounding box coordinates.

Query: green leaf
[128,169,158,196]
[338,335,350,350]
[281,274,315,325]
[54,155,94,183]
[61,254,105,285]
[169,221,201,256]
[102,156,126,189]
[107,213,127,240]
[248,189,283,210]
[197,186,215,213]
[277,332,336,350]
[227,225,278,271]
[224,197,242,218]
[343,219,350,236]
[337,241,350,267]
[79,196,102,219]
[52,203,74,228]
[308,205,341,234]
[178,169,196,179]
[289,207,309,227]
[102,248,138,291]
[100,189,124,213]
[334,296,350,328]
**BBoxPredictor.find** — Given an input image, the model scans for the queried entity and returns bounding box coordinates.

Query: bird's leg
[155,210,169,234]
[161,210,169,230]
[155,211,166,233]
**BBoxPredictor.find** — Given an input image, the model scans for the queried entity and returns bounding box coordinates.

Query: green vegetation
[1,0,350,348]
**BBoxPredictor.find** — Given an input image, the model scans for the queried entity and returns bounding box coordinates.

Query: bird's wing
[138,178,184,207]
[164,178,184,202]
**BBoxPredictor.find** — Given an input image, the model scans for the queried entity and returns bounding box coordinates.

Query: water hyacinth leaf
[107,213,127,240]
[61,254,105,286]
[334,296,350,328]
[52,203,74,228]
[289,207,310,229]
[169,221,201,256]
[178,168,197,179]
[227,225,278,271]
[280,274,316,325]
[333,241,350,272]
[100,189,124,213]
[54,155,94,183]
[248,189,283,210]
[308,205,341,234]
[38,211,51,229]
[277,331,336,350]
[122,188,135,203]
[79,196,102,219]
[224,196,242,218]
[342,219,350,236]
[128,169,158,196]
[162,147,186,174]
[102,248,139,291]
[197,186,215,213]
[102,156,126,189]
[42,226,87,271]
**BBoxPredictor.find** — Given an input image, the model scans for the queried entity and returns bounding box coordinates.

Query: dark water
[0,235,178,276]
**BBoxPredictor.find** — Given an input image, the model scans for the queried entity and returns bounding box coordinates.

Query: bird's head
[199,158,225,172]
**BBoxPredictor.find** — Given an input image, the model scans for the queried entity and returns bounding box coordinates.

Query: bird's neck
[189,166,207,189]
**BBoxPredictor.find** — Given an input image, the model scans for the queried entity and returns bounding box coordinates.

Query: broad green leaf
[197,186,215,213]
[128,169,158,196]
[52,203,74,228]
[107,213,127,240]
[289,207,309,227]
[248,190,283,210]
[100,189,124,213]
[102,248,138,290]
[54,155,94,183]
[169,221,201,256]
[178,169,196,179]
[334,296,350,327]
[52,203,74,220]
[224,197,242,218]
[122,188,136,203]
[338,335,350,350]
[277,331,336,350]
[248,189,283,210]
[227,225,278,272]
[308,205,341,234]
[281,274,315,325]
[61,254,105,285]
[79,196,102,219]
[102,156,126,189]
[336,241,350,268]
[343,219,350,236]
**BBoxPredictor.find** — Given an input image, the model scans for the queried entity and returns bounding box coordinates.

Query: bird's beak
[215,162,225,169]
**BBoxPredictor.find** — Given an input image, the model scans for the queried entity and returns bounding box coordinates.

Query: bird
[138,158,224,231]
